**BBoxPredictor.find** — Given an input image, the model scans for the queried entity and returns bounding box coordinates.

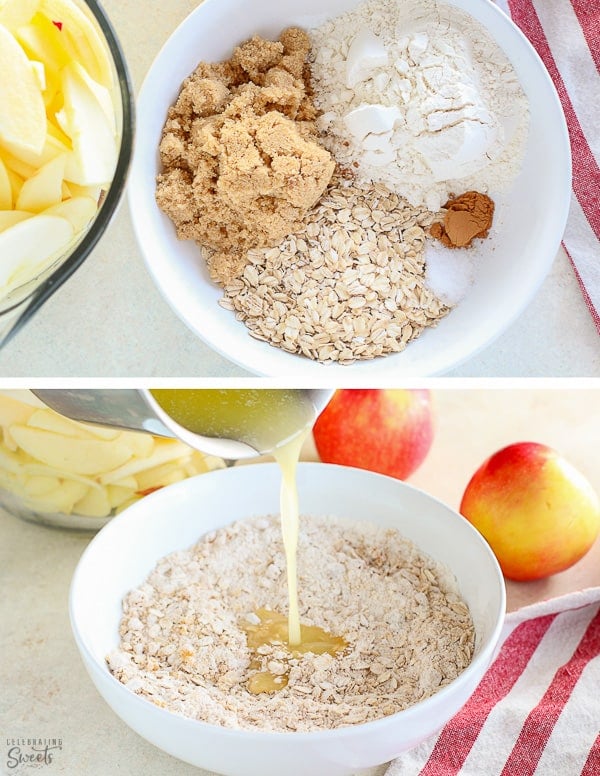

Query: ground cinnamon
[430,191,494,248]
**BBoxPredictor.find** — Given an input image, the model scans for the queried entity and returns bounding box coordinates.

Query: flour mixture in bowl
[107,514,475,732]
[153,0,528,366]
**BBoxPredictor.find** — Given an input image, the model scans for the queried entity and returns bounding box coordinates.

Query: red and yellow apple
[313,389,433,480]
[460,442,600,581]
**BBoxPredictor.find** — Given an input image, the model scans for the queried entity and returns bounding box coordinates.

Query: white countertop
[1,389,599,774]
[0,0,597,378]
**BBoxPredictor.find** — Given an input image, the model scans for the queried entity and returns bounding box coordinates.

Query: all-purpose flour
[310,0,529,210]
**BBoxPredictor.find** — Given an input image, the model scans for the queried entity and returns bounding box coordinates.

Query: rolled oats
[107,515,475,732]
[223,178,450,363]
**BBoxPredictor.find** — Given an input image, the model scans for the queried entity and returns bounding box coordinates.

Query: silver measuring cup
[32,389,333,459]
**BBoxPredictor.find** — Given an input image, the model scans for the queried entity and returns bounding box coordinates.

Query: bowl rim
[69,461,506,740]
[0,0,136,348]
[129,0,571,377]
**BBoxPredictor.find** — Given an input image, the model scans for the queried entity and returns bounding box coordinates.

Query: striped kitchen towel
[386,588,600,776]
[496,0,600,333]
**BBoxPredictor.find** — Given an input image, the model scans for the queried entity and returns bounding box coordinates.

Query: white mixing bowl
[128,0,570,376]
[70,463,505,775]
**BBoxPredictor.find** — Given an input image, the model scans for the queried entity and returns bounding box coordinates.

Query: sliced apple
[42,66,60,108]
[0,390,47,408]
[20,462,102,491]
[1,151,37,181]
[188,450,225,474]
[16,13,72,73]
[0,468,18,489]
[39,0,112,86]
[119,430,155,459]
[0,23,46,157]
[10,424,133,474]
[3,130,69,171]
[0,211,34,232]
[148,469,186,489]
[0,444,29,473]
[0,158,12,209]
[65,181,100,202]
[46,118,72,149]
[30,478,89,514]
[72,484,111,517]
[16,153,65,212]
[68,60,116,133]
[6,167,24,201]
[0,395,37,427]
[0,0,40,31]
[61,62,117,186]
[115,496,138,514]
[30,59,46,91]
[22,474,61,497]
[108,475,138,490]
[25,407,100,438]
[42,195,96,232]
[0,213,73,291]
[99,440,194,485]
[74,421,120,441]
[106,483,136,509]
[134,460,185,492]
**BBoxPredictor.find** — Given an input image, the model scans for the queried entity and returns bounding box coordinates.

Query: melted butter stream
[149,389,347,694]
[245,426,347,694]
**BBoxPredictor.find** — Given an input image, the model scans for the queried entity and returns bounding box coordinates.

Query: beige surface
[1,388,599,775]
[0,0,597,377]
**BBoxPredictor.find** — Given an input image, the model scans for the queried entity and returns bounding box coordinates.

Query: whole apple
[460,442,600,581]
[313,389,433,480]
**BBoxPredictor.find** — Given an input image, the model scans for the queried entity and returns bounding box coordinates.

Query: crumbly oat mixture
[107,515,474,732]
[155,28,335,285]
[219,179,450,364]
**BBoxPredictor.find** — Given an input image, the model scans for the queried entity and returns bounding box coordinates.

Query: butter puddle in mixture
[244,609,347,693]
[150,389,345,686]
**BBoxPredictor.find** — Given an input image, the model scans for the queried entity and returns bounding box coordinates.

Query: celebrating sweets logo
[5,739,62,770]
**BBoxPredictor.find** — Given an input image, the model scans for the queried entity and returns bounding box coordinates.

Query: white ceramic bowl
[129,0,570,377]
[70,463,505,776]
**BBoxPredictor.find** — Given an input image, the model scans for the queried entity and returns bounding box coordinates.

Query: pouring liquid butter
[149,389,347,693]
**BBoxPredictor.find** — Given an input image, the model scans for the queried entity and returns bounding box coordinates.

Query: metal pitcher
[32,388,333,459]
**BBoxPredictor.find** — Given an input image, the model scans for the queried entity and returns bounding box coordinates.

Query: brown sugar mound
[430,191,495,249]
[155,29,335,285]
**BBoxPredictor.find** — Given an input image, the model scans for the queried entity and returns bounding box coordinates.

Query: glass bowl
[0,391,225,532]
[0,0,134,347]
[0,487,115,531]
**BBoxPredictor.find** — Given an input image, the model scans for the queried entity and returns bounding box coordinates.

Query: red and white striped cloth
[386,588,600,776]
[496,0,600,333]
